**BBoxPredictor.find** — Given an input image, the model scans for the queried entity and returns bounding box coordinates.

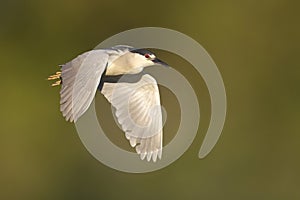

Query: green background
[0,0,299,199]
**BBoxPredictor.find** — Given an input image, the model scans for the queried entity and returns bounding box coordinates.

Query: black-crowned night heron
[48,45,169,162]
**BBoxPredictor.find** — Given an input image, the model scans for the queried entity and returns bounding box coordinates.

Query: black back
[130,48,155,56]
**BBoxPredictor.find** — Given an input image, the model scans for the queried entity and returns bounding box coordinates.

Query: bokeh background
[0,0,299,199]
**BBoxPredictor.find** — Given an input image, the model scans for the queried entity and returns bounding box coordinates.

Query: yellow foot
[47,71,61,80]
[51,80,61,86]
[48,71,62,86]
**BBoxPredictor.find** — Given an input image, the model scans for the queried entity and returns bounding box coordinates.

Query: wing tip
[138,148,162,162]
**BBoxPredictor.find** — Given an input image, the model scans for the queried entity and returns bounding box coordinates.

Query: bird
[47,45,169,162]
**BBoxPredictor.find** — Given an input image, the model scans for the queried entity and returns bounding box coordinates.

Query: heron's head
[128,49,169,68]
[107,47,169,75]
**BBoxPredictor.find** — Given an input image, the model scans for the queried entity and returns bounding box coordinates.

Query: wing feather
[101,74,163,162]
[60,50,108,122]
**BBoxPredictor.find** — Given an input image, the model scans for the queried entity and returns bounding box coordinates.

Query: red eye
[144,54,150,58]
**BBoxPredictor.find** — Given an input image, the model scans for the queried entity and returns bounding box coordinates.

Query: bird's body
[48,45,168,162]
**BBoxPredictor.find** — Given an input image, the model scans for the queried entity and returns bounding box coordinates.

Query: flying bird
[48,45,169,162]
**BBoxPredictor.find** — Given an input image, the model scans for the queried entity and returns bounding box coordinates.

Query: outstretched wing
[101,74,163,162]
[60,50,108,122]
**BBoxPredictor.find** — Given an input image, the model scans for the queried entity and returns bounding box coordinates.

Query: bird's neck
[106,52,146,76]
[105,62,143,76]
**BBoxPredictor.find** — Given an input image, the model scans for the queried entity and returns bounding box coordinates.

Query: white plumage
[101,75,163,162]
[48,45,168,162]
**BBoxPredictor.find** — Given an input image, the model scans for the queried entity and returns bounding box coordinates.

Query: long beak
[153,58,169,67]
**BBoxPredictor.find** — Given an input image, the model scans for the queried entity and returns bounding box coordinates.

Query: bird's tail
[47,71,62,86]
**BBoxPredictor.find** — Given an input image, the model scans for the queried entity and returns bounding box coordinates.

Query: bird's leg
[47,71,62,86]
[47,71,61,80]
[51,80,62,86]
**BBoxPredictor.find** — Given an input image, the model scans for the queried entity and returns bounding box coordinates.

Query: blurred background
[0,0,299,199]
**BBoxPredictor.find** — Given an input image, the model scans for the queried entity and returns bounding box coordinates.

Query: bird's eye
[144,54,150,59]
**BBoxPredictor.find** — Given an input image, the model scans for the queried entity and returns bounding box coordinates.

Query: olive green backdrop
[0,0,299,199]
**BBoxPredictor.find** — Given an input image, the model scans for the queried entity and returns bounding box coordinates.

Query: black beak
[153,58,169,67]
